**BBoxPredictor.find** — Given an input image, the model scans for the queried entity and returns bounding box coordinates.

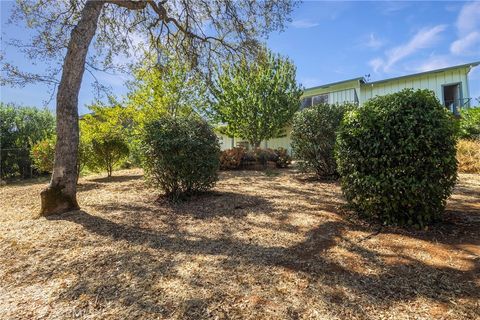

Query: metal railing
[444,98,478,114]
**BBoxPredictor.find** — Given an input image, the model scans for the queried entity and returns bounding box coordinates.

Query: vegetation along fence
[0,147,36,180]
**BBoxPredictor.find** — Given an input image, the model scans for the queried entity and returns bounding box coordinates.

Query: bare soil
[1,169,479,319]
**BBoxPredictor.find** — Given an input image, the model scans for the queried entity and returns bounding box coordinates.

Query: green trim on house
[367,61,479,85]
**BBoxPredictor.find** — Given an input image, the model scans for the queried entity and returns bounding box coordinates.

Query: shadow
[46,210,479,315]
[167,191,274,219]
[77,181,101,193]
[88,174,143,183]
[8,168,479,318]
[89,190,274,221]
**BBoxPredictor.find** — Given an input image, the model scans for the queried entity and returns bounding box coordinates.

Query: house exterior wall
[302,79,361,105]
[217,130,293,153]
[360,67,470,105]
[217,64,476,154]
[327,88,358,104]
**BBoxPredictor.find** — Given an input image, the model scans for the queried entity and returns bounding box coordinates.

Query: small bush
[88,136,130,177]
[291,103,352,178]
[275,147,292,168]
[31,136,89,181]
[458,107,480,140]
[142,115,220,200]
[457,139,480,173]
[220,147,245,169]
[336,89,457,227]
[31,137,56,173]
[254,148,278,165]
[220,147,291,169]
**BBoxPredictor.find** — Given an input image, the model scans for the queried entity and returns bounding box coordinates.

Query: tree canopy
[211,49,303,147]
[126,54,206,122]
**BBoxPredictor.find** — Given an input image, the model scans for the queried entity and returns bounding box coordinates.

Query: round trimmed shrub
[336,89,457,227]
[142,115,220,200]
[291,103,353,178]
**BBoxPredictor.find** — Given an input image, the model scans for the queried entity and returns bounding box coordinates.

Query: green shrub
[336,89,457,227]
[30,135,89,181]
[1,103,55,179]
[458,107,480,140]
[291,103,352,178]
[31,137,56,173]
[220,147,245,170]
[142,115,220,200]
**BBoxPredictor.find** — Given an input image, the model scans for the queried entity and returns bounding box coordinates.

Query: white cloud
[456,1,480,34]
[412,55,453,73]
[450,2,480,56]
[365,33,384,49]
[369,25,447,73]
[379,1,410,15]
[291,19,319,29]
[450,31,480,55]
[368,58,384,73]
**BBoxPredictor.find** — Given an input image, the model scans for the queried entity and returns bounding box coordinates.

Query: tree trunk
[40,0,104,216]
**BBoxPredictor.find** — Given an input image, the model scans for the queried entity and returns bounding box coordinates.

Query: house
[218,61,480,152]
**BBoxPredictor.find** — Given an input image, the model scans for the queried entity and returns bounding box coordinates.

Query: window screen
[312,94,328,105]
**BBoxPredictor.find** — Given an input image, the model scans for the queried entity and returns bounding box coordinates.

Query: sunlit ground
[1,169,479,319]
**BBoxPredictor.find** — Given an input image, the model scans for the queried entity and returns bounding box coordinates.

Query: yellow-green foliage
[81,105,131,176]
[457,139,480,173]
[31,137,56,173]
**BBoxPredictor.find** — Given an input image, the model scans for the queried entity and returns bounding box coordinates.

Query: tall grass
[457,139,480,173]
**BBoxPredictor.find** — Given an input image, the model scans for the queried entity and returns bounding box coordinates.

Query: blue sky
[1,0,480,115]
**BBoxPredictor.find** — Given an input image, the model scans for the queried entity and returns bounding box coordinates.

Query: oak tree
[2,0,297,215]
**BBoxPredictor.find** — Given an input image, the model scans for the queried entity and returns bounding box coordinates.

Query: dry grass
[1,169,479,319]
[457,139,480,174]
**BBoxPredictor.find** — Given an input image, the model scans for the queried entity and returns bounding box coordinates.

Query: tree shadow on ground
[88,174,144,183]
[46,209,480,318]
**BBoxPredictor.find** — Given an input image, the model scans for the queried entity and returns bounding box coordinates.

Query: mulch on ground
[1,169,479,319]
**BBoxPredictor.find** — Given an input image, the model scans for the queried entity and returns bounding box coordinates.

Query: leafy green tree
[211,49,303,148]
[80,104,131,177]
[125,55,208,165]
[0,103,55,178]
[127,55,207,122]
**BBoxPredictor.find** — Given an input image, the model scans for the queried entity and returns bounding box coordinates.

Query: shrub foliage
[31,137,56,173]
[336,89,457,227]
[458,107,480,140]
[142,115,220,200]
[291,103,352,178]
[220,147,245,170]
[219,147,291,170]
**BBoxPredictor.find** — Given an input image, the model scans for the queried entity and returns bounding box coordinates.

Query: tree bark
[40,0,104,216]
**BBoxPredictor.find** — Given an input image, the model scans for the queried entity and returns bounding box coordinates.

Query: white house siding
[360,67,470,105]
[216,130,293,153]
[328,88,358,104]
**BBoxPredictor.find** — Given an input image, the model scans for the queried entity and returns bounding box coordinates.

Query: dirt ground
[0,169,479,319]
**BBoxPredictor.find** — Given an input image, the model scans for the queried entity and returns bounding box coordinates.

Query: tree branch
[105,0,148,10]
